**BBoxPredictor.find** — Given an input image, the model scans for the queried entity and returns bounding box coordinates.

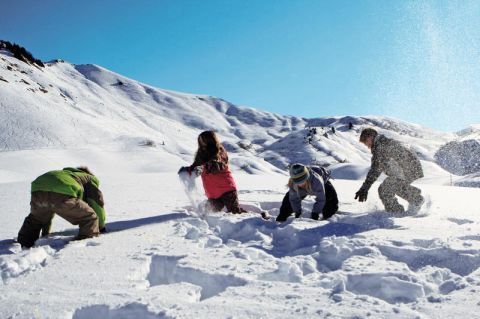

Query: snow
[455,172,480,188]
[1,49,480,318]
[1,148,480,318]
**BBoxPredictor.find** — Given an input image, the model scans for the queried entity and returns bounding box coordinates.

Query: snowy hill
[0,47,466,185]
[1,44,480,319]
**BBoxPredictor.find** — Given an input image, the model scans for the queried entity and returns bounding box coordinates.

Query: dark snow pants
[17,191,99,248]
[276,180,339,222]
[378,177,423,213]
[207,190,246,214]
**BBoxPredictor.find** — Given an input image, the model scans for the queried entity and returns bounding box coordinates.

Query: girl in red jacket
[180,131,245,214]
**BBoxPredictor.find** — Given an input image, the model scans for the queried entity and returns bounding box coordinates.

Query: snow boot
[17,215,44,248]
[385,203,405,214]
[407,196,425,214]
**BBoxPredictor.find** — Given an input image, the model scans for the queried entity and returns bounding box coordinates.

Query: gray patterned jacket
[361,135,424,191]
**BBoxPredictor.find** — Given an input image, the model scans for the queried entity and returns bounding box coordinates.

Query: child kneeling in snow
[179,131,246,214]
[276,163,338,222]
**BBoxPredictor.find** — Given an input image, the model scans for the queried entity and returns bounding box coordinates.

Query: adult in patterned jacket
[355,128,424,213]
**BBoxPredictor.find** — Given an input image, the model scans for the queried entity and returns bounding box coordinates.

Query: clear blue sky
[1,0,479,131]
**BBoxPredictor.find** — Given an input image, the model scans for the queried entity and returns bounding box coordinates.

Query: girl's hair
[194,131,227,164]
[288,178,313,193]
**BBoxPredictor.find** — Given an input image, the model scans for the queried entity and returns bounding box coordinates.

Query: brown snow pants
[17,191,99,248]
[207,190,246,214]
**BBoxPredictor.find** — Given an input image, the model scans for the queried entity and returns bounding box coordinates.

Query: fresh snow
[1,49,480,318]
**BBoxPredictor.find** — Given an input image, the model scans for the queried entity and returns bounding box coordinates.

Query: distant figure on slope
[179,131,246,214]
[17,167,106,248]
[355,128,424,213]
[276,164,338,222]
[348,122,354,130]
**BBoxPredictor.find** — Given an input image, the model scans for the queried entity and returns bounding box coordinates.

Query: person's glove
[178,166,191,175]
[311,212,320,220]
[355,187,368,202]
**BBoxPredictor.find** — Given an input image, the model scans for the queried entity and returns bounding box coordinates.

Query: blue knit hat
[289,163,309,185]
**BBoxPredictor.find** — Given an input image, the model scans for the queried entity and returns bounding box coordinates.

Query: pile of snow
[435,140,480,175]
[435,125,480,181]
[0,245,55,284]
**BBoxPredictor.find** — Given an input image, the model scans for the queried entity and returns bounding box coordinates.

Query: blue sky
[1,0,479,131]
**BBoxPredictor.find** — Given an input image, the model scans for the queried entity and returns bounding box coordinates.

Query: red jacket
[201,168,237,199]
[191,150,237,199]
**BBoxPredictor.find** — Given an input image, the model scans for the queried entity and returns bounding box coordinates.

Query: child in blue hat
[276,163,338,222]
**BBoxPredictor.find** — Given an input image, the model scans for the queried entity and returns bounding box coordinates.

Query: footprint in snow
[448,218,474,225]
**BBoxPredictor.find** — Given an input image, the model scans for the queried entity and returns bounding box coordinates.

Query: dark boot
[276,191,293,222]
[17,215,43,248]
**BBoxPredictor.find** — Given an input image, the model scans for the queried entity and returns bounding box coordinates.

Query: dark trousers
[207,190,246,214]
[378,177,423,213]
[276,180,339,222]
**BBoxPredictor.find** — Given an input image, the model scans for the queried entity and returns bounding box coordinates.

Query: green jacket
[31,167,106,227]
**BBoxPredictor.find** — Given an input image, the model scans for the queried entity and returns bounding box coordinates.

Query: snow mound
[72,302,171,319]
[435,139,480,175]
[0,245,55,284]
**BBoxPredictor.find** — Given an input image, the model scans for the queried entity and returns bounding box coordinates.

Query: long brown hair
[194,131,227,165]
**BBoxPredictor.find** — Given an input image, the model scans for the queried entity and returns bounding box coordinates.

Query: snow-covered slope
[457,124,480,141]
[0,48,466,185]
[1,150,480,319]
[1,45,480,319]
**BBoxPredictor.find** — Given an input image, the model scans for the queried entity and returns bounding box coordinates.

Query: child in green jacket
[17,166,106,248]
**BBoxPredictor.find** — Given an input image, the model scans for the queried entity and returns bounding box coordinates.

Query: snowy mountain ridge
[0,46,476,185]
